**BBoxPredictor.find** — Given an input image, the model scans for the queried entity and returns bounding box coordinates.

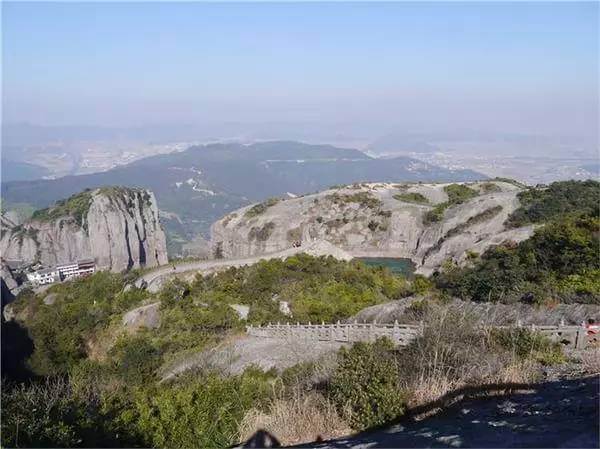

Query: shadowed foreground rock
[299,376,599,448]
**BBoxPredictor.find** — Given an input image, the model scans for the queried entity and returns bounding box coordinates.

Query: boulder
[122,302,161,331]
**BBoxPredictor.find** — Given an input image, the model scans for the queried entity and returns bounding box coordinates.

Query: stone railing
[247,321,595,349]
[498,322,592,349]
[246,321,423,346]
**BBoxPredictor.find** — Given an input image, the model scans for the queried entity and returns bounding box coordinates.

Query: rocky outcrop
[0,260,18,292]
[0,187,168,272]
[352,297,600,326]
[122,302,161,331]
[210,181,535,274]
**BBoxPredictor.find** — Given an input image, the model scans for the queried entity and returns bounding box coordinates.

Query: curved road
[135,245,323,292]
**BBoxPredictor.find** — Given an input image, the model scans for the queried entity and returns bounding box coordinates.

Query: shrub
[329,338,406,429]
[412,275,434,295]
[133,369,274,448]
[435,214,600,304]
[394,192,429,205]
[249,222,276,241]
[444,184,478,204]
[31,190,93,229]
[423,203,449,224]
[490,328,566,365]
[326,192,382,210]
[110,335,162,384]
[506,180,600,228]
[480,182,501,193]
[245,198,279,218]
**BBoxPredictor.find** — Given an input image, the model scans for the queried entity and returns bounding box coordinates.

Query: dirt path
[304,376,599,448]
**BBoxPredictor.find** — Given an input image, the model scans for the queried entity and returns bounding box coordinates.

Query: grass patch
[326,192,382,210]
[31,190,94,228]
[393,192,429,205]
[423,184,479,224]
[245,198,280,218]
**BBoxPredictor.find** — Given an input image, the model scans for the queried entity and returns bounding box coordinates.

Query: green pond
[357,257,416,278]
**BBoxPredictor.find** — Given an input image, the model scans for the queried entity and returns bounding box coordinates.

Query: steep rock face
[0,187,168,272]
[211,181,534,274]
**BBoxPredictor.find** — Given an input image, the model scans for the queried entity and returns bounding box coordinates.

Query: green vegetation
[506,180,600,228]
[480,182,502,193]
[330,338,405,429]
[423,184,479,224]
[326,192,383,210]
[444,205,503,239]
[2,265,569,448]
[393,192,429,205]
[436,214,599,303]
[423,203,448,224]
[31,190,93,228]
[434,181,600,304]
[1,254,422,448]
[444,183,479,203]
[249,221,276,241]
[491,328,566,365]
[245,198,279,218]
[22,272,145,376]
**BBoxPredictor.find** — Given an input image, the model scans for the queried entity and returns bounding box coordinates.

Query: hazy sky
[2,2,598,139]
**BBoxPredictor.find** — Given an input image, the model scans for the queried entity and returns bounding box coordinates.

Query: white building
[57,259,96,280]
[27,267,59,285]
[27,259,96,285]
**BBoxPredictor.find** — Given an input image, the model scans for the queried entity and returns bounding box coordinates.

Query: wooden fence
[246,321,594,349]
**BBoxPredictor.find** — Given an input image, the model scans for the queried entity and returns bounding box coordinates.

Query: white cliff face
[210,181,535,274]
[0,188,168,272]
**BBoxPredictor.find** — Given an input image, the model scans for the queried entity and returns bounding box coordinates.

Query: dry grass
[239,392,351,446]
[580,347,600,374]
[400,307,541,408]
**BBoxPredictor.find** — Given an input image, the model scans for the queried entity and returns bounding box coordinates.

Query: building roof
[38,267,57,275]
[4,259,24,269]
[78,258,95,265]
[56,261,78,269]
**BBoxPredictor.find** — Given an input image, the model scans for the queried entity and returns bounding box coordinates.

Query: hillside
[0,187,168,272]
[211,180,532,274]
[1,141,484,254]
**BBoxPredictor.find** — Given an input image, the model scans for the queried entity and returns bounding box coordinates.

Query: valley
[1,141,483,256]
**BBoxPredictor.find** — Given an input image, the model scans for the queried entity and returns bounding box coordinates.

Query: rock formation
[211,181,534,274]
[0,187,168,272]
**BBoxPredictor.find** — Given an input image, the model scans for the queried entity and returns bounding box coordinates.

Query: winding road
[135,242,350,292]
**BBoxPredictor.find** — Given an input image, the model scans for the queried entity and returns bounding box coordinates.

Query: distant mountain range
[1,141,484,255]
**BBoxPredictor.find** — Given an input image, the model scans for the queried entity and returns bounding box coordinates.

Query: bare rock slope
[211,181,534,274]
[0,187,168,272]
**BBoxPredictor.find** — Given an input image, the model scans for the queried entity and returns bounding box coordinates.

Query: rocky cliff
[0,187,168,272]
[211,181,535,274]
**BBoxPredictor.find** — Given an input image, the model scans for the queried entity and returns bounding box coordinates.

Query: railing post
[575,328,587,349]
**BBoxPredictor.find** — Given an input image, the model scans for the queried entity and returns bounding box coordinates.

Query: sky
[2,1,598,141]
